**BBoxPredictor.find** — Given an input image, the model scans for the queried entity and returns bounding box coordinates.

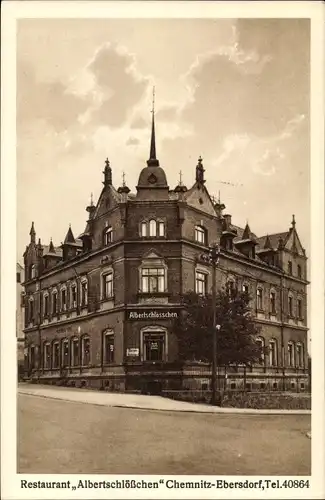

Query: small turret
[235,222,257,259]
[61,225,79,261]
[29,222,36,244]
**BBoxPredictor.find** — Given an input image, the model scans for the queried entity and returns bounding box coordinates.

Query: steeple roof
[147,87,159,167]
[64,225,76,244]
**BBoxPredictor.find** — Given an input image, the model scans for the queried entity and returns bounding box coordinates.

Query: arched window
[103,330,114,364]
[269,339,278,367]
[288,341,295,367]
[71,337,79,366]
[297,297,303,319]
[31,264,36,279]
[297,264,302,279]
[60,286,67,312]
[43,342,51,369]
[296,342,304,368]
[104,226,113,246]
[81,336,91,366]
[52,341,60,369]
[61,339,69,367]
[141,221,147,237]
[80,278,88,307]
[70,282,77,309]
[256,337,265,364]
[256,287,263,310]
[52,290,58,315]
[270,289,276,314]
[158,221,165,237]
[195,225,206,245]
[43,292,49,317]
[149,219,157,237]
[288,293,294,317]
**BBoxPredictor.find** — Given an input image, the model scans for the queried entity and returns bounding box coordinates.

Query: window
[158,221,165,237]
[62,340,69,367]
[227,280,236,296]
[103,272,113,299]
[256,337,265,363]
[71,285,77,308]
[195,271,207,295]
[61,288,67,311]
[242,284,249,294]
[81,336,90,366]
[52,342,60,369]
[16,272,21,283]
[43,294,49,317]
[103,331,114,363]
[149,219,157,237]
[257,288,263,310]
[30,346,35,369]
[141,268,165,293]
[288,261,292,275]
[296,343,303,368]
[288,342,295,367]
[269,339,278,367]
[143,331,166,362]
[52,291,58,315]
[288,295,293,317]
[81,280,88,306]
[270,291,276,314]
[141,221,147,237]
[195,225,206,245]
[71,338,79,366]
[297,264,302,279]
[104,227,113,245]
[31,265,36,279]
[297,298,302,319]
[29,298,34,323]
[43,343,51,369]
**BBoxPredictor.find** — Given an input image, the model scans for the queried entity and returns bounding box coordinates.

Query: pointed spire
[147,87,159,167]
[118,171,130,195]
[90,192,94,206]
[48,238,55,254]
[103,158,112,186]
[264,234,272,249]
[29,221,36,243]
[195,156,205,184]
[242,222,252,240]
[64,225,75,244]
[291,214,296,229]
[37,237,42,248]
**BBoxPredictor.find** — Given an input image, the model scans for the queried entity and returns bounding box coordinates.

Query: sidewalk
[18,384,311,415]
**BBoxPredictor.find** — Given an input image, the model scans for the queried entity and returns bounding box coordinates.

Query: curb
[19,390,311,416]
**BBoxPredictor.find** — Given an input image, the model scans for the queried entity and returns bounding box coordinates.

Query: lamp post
[201,243,220,406]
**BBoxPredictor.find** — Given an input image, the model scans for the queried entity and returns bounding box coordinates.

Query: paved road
[18,391,311,475]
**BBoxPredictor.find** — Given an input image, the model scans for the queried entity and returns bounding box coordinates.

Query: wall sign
[127,309,179,321]
[126,348,139,357]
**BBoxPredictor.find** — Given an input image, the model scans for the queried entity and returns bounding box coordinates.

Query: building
[16,262,25,379]
[22,110,309,394]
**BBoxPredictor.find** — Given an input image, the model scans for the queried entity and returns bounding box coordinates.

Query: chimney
[224,214,232,227]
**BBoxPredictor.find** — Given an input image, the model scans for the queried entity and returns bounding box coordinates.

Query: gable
[284,229,305,256]
[94,186,121,219]
[184,183,216,216]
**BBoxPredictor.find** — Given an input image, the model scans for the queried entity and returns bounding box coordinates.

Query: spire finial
[90,192,94,206]
[218,190,221,204]
[103,158,112,186]
[195,156,205,184]
[105,158,110,168]
[179,170,183,186]
[147,86,159,167]
[292,214,296,228]
[29,221,36,243]
[122,171,126,187]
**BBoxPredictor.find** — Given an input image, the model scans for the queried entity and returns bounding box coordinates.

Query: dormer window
[104,227,113,245]
[195,225,206,245]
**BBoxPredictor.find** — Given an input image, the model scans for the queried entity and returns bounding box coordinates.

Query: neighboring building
[22,111,309,393]
[16,262,25,378]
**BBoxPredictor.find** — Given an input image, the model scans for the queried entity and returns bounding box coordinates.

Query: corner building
[23,114,309,393]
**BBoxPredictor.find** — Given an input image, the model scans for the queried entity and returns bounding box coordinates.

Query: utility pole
[201,243,221,405]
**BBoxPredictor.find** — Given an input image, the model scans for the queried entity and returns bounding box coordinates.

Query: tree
[175,288,264,366]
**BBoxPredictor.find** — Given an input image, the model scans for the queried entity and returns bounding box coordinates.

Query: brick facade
[22,128,309,394]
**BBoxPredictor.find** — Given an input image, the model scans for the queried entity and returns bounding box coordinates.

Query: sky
[16,18,310,262]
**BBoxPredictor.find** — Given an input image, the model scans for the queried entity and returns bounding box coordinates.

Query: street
[18,389,311,475]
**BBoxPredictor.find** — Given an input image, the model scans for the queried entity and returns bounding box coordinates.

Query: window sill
[138,292,170,298]
[100,296,115,302]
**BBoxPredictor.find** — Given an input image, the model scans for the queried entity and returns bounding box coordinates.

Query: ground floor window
[103,331,114,363]
[296,343,303,368]
[71,338,79,366]
[30,345,35,369]
[143,331,166,362]
[62,340,69,367]
[288,342,295,367]
[81,336,91,366]
[52,342,60,369]
[43,343,51,369]
[195,271,207,296]
[269,339,278,367]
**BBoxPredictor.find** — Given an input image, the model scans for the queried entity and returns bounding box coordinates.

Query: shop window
[195,225,206,245]
[43,343,51,369]
[52,342,60,369]
[102,272,113,299]
[71,338,79,366]
[103,331,114,364]
[269,339,278,367]
[195,271,207,296]
[143,331,166,362]
[81,336,90,366]
[141,268,165,293]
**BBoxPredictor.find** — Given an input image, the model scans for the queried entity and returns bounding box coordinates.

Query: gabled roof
[257,232,289,250]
